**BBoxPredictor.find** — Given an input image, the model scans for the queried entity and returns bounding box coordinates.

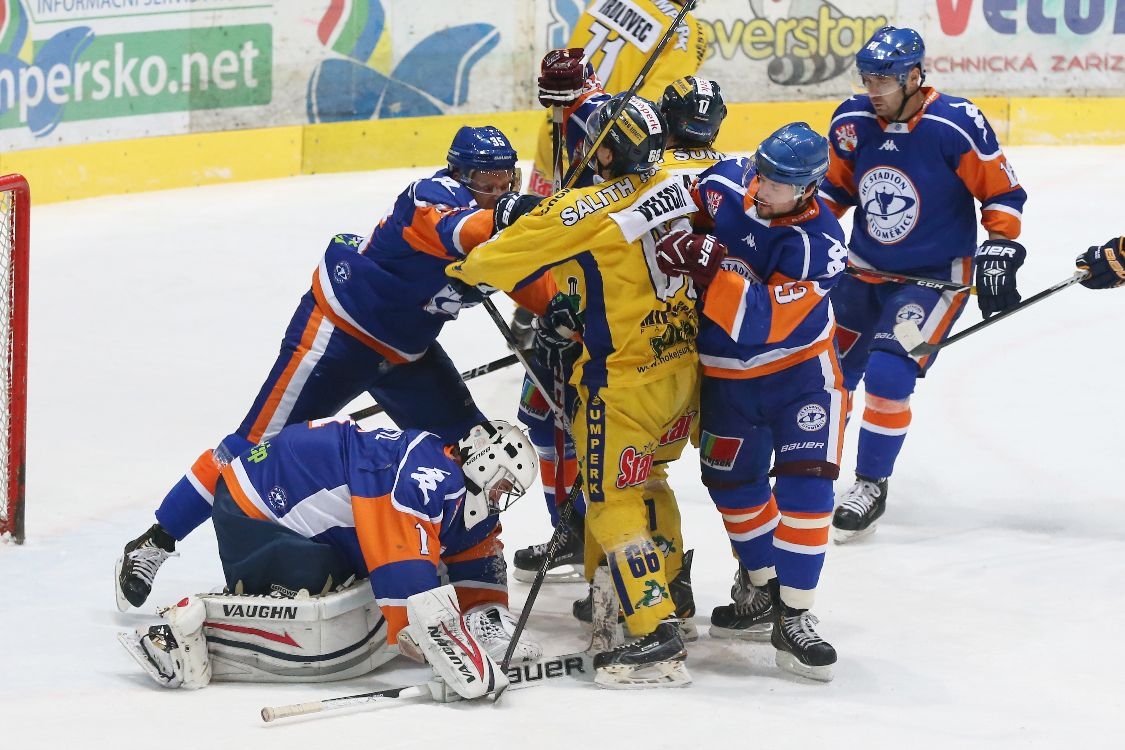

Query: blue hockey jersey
[219,419,506,642]
[820,88,1026,278]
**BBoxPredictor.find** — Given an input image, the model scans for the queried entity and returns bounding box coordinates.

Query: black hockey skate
[512,511,584,583]
[832,475,888,544]
[772,605,837,682]
[115,523,177,611]
[710,573,777,642]
[593,620,690,689]
[573,550,697,641]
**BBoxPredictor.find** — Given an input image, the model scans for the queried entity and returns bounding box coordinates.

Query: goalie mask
[456,420,537,530]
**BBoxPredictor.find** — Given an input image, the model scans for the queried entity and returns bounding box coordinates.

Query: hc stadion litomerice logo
[858,167,919,244]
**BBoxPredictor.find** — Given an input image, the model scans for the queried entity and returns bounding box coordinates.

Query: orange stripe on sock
[862,406,912,430]
[717,498,778,536]
[774,513,831,548]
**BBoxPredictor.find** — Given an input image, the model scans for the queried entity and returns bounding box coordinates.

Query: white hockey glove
[404,585,509,700]
[464,603,543,664]
[117,596,212,689]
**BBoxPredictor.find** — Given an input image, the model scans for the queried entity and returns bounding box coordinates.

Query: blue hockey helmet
[447,125,518,175]
[586,94,667,177]
[660,76,728,147]
[855,26,926,83]
[754,122,829,188]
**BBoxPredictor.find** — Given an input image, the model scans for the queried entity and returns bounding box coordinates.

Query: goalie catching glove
[1076,236,1125,289]
[655,230,728,290]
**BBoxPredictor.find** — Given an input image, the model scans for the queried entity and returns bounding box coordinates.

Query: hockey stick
[347,353,522,422]
[894,271,1089,358]
[559,0,697,189]
[846,265,977,295]
[259,651,594,722]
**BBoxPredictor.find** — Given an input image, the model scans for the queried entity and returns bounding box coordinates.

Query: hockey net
[0,174,28,545]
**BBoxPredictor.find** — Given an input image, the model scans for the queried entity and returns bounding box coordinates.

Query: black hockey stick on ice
[347,353,522,422]
[894,271,1089,358]
[559,0,697,189]
[846,265,977,295]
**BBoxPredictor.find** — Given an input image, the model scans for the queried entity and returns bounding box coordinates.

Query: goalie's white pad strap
[198,582,393,683]
[406,584,508,700]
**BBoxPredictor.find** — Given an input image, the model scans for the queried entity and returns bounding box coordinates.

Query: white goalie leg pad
[198,581,393,683]
[405,584,509,700]
[118,596,212,689]
[464,603,543,664]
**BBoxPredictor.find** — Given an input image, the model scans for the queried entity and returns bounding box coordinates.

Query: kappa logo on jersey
[878,139,899,152]
[834,122,858,153]
[265,486,288,514]
[333,260,351,283]
[895,303,925,325]
[617,445,655,489]
[659,411,695,446]
[859,167,920,244]
[411,466,451,502]
[797,404,828,433]
[700,431,742,471]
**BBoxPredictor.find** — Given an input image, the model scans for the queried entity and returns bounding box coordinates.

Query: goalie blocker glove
[538,47,587,108]
[975,238,1026,318]
[1076,236,1125,289]
[655,230,728,290]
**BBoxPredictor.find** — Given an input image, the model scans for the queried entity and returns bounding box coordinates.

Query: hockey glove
[975,238,1026,318]
[494,192,544,233]
[1076,236,1125,289]
[533,293,583,373]
[446,277,497,308]
[656,230,728,290]
[538,48,587,108]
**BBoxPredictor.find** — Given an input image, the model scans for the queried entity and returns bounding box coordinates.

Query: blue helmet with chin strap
[855,26,926,84]
[447,125,517,174]
[754,122,829,188]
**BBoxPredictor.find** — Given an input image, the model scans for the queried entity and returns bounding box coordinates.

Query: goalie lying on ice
[118,418,542,697]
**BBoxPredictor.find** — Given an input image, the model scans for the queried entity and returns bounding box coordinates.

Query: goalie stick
[347,352,521,422]
[894,271,1088,357]
[259,651,594,722]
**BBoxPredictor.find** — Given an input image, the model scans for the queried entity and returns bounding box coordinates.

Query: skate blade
[116,631,177,688]
[594,660,692,690]
[512,564,585,584]
[775,651,834,682]
[113,556,132,612]
[708,622,772,642]
[832,522,877,545]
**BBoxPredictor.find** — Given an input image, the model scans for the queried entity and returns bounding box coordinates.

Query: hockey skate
[710,572,777,642]
[832,475,888,544]
[573,550,697,641]
[772,605,836,682]
[512,511,584,583]
[115,523,178,611]
[118,597,212,689]
[593,620,690,689]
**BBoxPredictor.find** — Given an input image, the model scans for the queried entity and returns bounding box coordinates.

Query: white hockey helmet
[456,420,538,530]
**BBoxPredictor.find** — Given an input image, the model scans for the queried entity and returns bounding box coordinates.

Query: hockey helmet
[855,26,926,84]
[754,122,830,189]
[456,420,538,530]
[660,76,728,147]
[585,94,667,177]
[447,126,520,198]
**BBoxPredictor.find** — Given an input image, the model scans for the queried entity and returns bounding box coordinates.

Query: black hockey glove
[975,238,1026,318]
[533,293,583,373]
[494,192,544,233]
[1076,236,1125,290]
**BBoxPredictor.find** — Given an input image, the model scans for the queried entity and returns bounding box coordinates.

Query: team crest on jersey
[706,188,723,217]
[700,431,742,471]
[858,167,919,244]
[266,486,288,514]
[797,404,828,433]
[635,580,668,609]
[333,260,351,283]
[835,122,858,153]
[895,303,926,326]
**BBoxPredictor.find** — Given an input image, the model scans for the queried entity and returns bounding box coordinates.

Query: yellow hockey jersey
[448,170,700,389]
[661,146,726,192]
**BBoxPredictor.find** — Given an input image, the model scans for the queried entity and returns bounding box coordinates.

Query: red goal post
[0,174,28,544]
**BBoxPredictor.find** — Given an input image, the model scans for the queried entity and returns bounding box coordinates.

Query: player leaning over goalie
[120,417,541,699]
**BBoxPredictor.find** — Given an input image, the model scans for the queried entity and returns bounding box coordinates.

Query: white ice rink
[5,146,1124,747]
